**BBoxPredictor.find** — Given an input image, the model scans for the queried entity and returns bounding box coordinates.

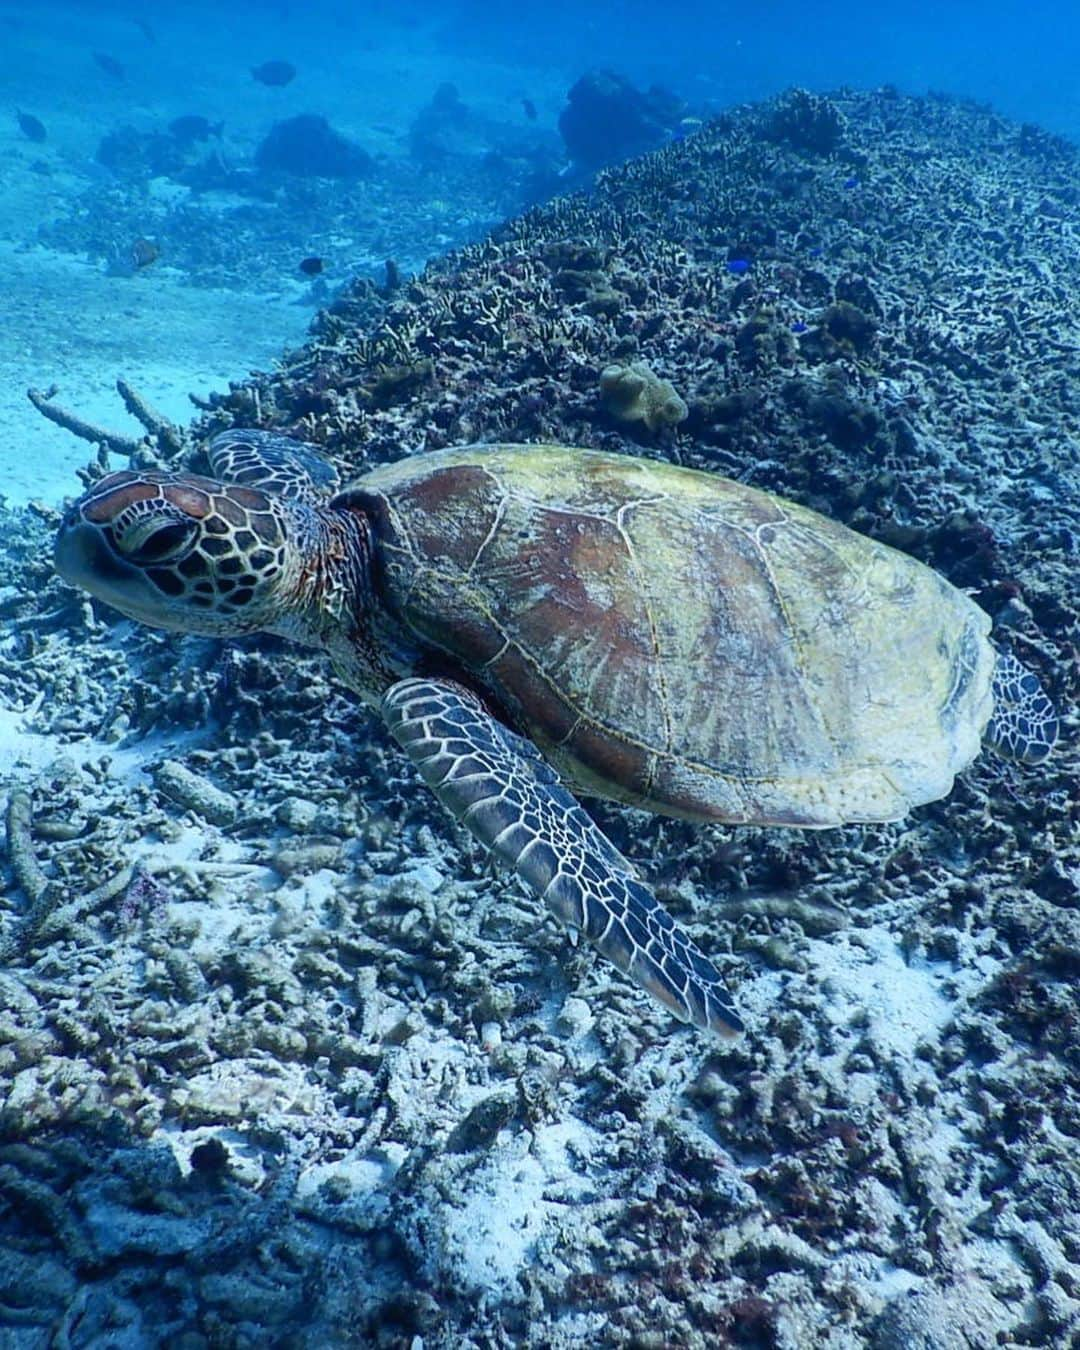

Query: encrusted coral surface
[1,89,1078,1347]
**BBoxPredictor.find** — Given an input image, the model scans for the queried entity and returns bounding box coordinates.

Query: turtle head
[54,469,301,637]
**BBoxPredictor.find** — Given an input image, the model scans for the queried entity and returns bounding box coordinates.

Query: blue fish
[843,176,859,189]
[727,259,750,275]
[808,245,824,258]
[791,321,809,335]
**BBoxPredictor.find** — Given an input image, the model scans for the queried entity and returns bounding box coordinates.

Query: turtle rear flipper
[382,677,744,1038]
[986,649,1059,764]
[207,429,339,503]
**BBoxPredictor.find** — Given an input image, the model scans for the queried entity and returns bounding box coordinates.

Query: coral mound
[254,113,373,179]
[558,69,684,169]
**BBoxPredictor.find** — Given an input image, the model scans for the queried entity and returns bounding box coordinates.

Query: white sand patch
[296,1151,404,1204]
[808,927,955,1060]
[441,1117,599,1291]
[0,241,311,507]
[0,698,65,781]
[0,688,211,792]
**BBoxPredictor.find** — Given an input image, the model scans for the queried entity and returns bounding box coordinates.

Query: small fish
[133,17,156,43]
[522,98,537,121]
[843,176,859,189]
[299,256,324,276]
[791,320,809,335]
[168,115,224,143]
[16,110,46,143]
[130,238,160,270]
[808,246,824,258]
[252,60,297,87]
[94,51,126,80]
[726,259,750,275]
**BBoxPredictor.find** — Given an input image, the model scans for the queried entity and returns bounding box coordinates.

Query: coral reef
[42,125,548,291]
[4,88,1080,1346]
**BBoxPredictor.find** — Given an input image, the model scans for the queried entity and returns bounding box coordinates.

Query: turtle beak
[54,513,171,627]
[54,514,113,591]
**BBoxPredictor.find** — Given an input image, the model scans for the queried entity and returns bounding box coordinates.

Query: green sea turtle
[53,434,1058,1036]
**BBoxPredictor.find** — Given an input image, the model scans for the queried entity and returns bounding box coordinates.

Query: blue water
[451,0,1080,138]
[6,1,1078,151]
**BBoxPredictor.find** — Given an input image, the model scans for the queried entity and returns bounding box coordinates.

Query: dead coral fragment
[153,760,238,826]
[599,361,688,433]
[5,790,49,905]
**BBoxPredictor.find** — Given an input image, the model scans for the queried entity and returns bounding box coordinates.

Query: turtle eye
[114,516,198,565]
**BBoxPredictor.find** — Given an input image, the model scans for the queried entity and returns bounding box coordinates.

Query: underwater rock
[96,124,189,179]
[835,273,883,318]
[872,1278,1013,1349]
[168,115,223,145]
[823,299,878,353]
[443,1092,517,1153]
[254,114,373,179]
[734,308,799,368]
[407,81,558,188]
[553,266,624,316]
[363,358,435,409]
[408,82,471,165]
[0,1247,78,1322]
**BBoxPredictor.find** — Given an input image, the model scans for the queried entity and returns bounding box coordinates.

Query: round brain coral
[599,361,689,433]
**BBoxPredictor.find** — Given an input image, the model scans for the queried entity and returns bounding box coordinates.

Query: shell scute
[350,444,995,826]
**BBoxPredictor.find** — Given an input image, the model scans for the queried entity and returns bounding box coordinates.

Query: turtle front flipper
[382,677,744,1038]
[986,649,1058,764]
[207,429,339,503]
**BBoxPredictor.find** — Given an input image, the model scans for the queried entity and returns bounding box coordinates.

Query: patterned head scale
[53,469,296,636]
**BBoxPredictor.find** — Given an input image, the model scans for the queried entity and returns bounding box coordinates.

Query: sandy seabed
[0,0,554,507]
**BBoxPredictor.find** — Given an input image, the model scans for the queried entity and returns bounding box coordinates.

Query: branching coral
[765,88,846,153]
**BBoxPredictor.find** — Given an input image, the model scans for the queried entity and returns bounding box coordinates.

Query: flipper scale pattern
[382,677,743,1037]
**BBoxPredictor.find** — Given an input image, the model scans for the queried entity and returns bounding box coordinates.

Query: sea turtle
[53,434,1058,1036]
